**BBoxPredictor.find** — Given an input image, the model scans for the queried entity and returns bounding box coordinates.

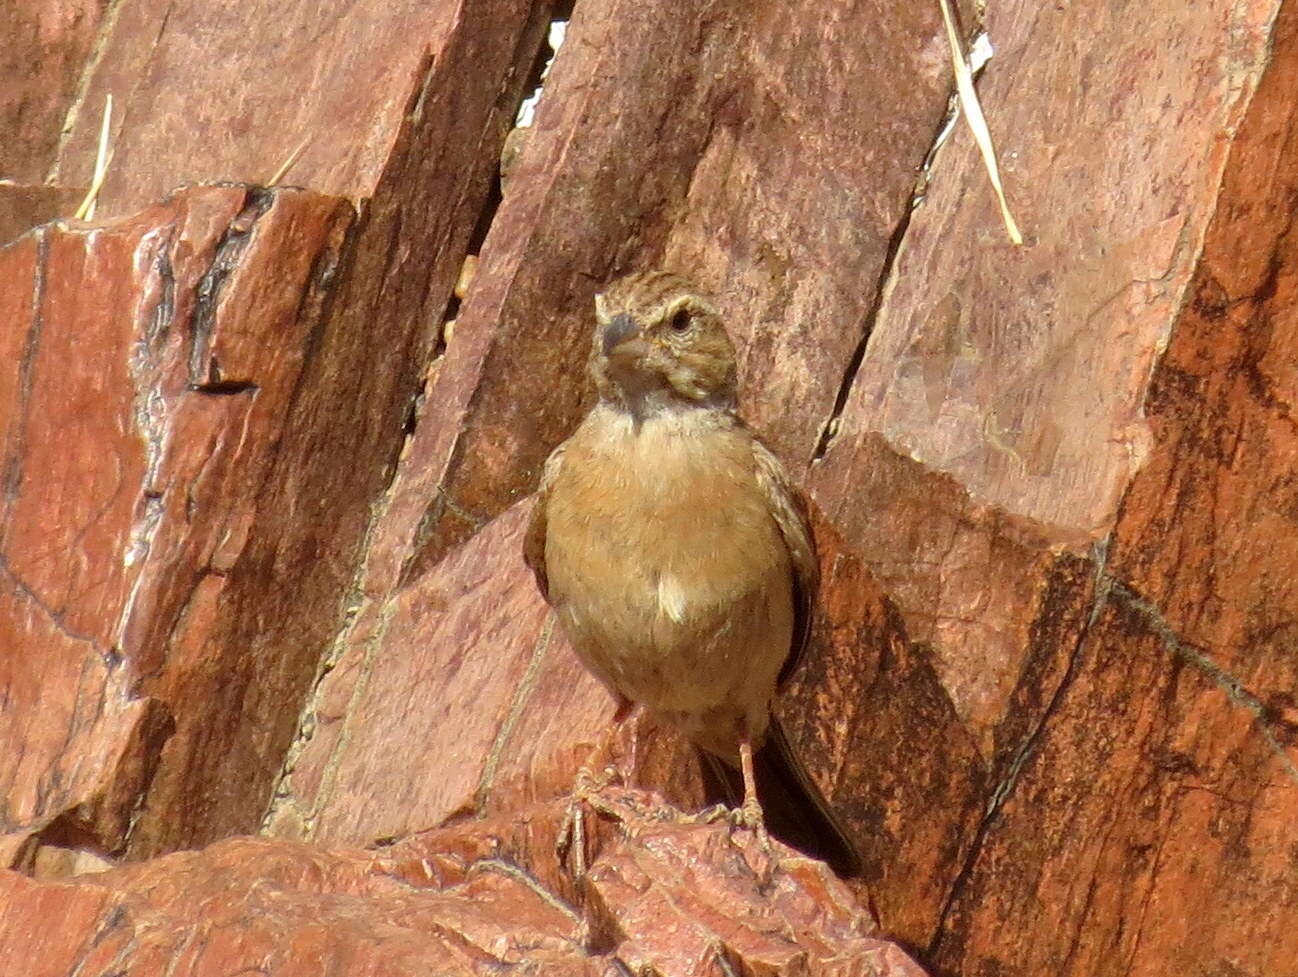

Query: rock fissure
[809,181,922,464]
[0,553,101,650]
[2,229,48,524]
[475,616,556,810]
[808,21,1008,468]
[926,542,1115,957]
[188,379,259,396]
[188,189,274,387]
[1108,579,1298,786]
[45,0,130,184]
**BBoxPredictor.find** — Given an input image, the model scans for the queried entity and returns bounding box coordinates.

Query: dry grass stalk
[268,137,311,187]
[937,0,1022,245]
[73,93,113,221]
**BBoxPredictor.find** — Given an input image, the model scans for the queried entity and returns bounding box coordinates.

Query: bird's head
[589,271,738,417]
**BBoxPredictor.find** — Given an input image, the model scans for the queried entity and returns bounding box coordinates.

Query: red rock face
[390,0,959,581]
[0,186,355,868]
[2,0,1296,973]
[0,793,922,976]
[923,7,1298,974]
[0,0,108,184]
[49,0,553,217]
[0,185,85,245]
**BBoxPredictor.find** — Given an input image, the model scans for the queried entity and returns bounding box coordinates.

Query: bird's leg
[732,732,771,851]
[728,725,779,885]
[621,703,643,781]
[605,696,644,787]
[556,697,638,879]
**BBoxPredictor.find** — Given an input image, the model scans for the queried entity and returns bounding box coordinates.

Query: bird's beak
[601,312,641,356]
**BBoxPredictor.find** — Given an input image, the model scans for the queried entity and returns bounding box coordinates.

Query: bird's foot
[732,734,779,881]
[556,764,621,880]
[689,803,732,825]
[728,795,772,850]
[727,799,778,883]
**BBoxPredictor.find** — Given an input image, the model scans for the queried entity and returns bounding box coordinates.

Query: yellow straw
[937,0,1022,245]
[268,137,311,187]
[74,93,113,221]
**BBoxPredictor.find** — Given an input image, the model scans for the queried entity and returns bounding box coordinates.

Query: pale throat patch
[597,401,726,440]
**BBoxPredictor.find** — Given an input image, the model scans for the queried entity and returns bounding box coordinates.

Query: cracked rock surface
[0,791,923,977]
[2,0,1297,974]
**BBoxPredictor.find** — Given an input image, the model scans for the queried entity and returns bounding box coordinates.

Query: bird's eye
[669,308,692,332]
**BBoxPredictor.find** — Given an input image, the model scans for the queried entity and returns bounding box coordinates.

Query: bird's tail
[702,715,861,877]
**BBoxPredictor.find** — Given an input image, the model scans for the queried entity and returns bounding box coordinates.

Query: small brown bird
[524,270,857,874]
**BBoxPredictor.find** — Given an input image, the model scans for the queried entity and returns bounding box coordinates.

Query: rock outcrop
[1,0,1295,974]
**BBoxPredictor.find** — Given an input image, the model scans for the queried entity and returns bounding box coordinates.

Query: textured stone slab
[0,185,354,867]
[776,512,989,941]
[1,0,573,867]
[0,585,172,871]
[824,0,1280,537]
[920,5,1298,974]
[0,792,926,976]
[53,0,551,217]
[929,593,1298,977]
[283,502,579,843]
[269,500,707,847]
[579,792,923,977]
[0,184,84,246]
[811,0,1283,751]
[0,0,107,184]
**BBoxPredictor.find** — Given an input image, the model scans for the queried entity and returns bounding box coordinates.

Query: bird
[523,269,858,875]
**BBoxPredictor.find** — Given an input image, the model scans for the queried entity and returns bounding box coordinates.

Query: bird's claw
[729,797,771,847]
[688,803,732,825]
[727,797,778,882]
[556,765,620,880]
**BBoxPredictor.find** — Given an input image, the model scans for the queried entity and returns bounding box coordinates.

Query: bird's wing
[523,440,568,602]
[750,437,819,680]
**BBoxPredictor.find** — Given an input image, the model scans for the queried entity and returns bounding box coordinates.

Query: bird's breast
[544,407,789,631]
